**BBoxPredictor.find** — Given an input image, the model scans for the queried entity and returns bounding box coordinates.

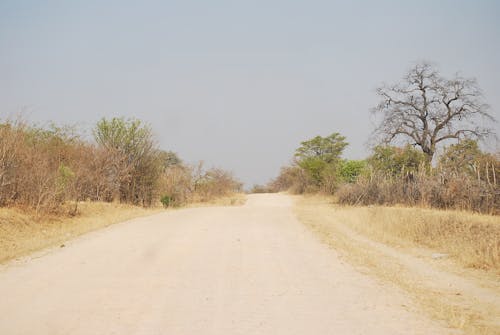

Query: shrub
[160,195,173,208]
[338,159,367,183]
[250,184,270,193]
[93,117,163,206]
[1,117,242,214]
[336,170,499,214]
[368,145,426,177]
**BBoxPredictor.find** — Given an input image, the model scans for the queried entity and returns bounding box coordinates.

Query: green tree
[294,133,348,188]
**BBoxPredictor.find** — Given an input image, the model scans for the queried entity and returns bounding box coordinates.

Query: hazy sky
[1,0,499,186]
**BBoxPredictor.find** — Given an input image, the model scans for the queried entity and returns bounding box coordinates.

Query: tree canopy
[372,62,495,163]
[294,133,348,187]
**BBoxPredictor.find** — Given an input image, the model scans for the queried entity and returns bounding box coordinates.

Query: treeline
[263,62,499,214]
[266,135,499,214]
[0,117,241,214]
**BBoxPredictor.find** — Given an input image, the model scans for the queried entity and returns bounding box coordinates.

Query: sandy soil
[0,194,453,334]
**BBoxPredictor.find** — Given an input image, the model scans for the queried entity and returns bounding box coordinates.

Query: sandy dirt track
[0,194,452,334]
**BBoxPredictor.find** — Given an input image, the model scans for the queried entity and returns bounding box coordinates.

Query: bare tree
[372,62,495,163]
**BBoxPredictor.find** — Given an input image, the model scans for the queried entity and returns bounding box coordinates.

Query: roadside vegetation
[264,62,500,334]
[267,62,499,214]
[295,196,500,334]
[269,137,499,214]
[0,116,242,214]
[0,116,243,263]
[301,198,500,273]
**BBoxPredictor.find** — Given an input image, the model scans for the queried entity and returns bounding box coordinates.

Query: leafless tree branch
[372,62,496,162]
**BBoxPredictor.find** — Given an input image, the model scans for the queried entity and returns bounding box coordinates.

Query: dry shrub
[0,119,134,214]
[268,165,315,194]
[93,117,165,207]
[158,165,193,206]
[0,120,86,213]
[1,118,242,215]
[336,170,499,214]
[158,162,242,207]
[192,167,242,202]
[249,184,271,193]
[0,120,26,206]
[3,118,177,210]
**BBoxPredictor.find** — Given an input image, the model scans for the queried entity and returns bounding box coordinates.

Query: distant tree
[372,62,495,164]
[368,145,426,177]
[295,133,348,189]
[295,133,348,163]
[438,140,499,184]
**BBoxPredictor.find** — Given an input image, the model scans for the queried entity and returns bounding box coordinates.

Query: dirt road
[0,194,452,334]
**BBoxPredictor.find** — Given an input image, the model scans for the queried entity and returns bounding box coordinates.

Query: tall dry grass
[295,196,500,334]
[324,204,500,273]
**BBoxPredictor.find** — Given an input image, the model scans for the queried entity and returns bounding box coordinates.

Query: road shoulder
[294,195,500,335]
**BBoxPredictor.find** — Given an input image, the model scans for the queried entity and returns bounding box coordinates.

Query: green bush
[160,195,173,208]
[368,145,426,176]
[338,159,367,183]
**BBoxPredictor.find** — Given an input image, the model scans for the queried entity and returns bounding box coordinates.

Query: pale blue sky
[1,0,499,186]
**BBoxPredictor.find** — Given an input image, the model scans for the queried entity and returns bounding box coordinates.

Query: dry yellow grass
[294,195,500,335]
[326,203,499,273]
[0,202,161,264]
